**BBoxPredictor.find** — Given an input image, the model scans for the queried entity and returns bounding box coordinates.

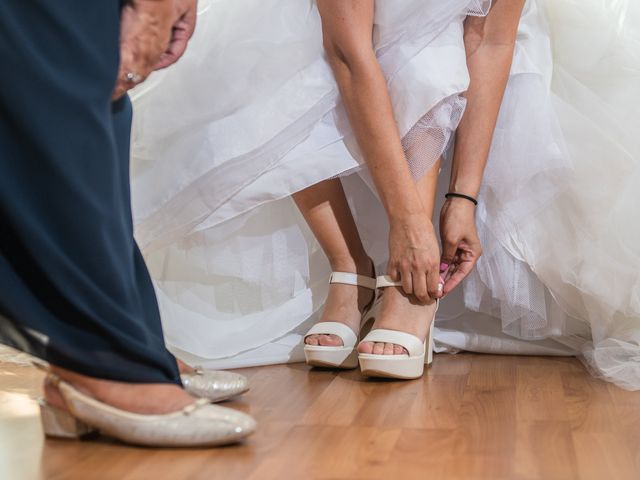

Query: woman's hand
[439,198,482,295]
[113,0,173,100]
[113,0,198,100]
[388,211,443,303]
[154,0,198,70]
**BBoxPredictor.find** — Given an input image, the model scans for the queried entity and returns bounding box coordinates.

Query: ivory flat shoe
[40,373,256,447]
[358,275,438,380]
[181,367,249,402]
[303,271,377,369]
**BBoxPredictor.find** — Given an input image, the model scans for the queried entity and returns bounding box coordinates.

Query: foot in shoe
[40,367,257,447]
[45,366,195,414]
[305,260,375,347]
[357,285,437,355]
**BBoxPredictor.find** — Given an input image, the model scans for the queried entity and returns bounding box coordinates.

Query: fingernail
[440,263,449,272]
[437,283,444,293]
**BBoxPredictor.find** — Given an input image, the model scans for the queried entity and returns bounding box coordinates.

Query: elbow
[322,34,375,75]
[463,16,518,54]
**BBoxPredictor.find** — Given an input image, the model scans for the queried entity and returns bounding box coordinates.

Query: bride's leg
[359,159,441,355]
[293,178,374,347]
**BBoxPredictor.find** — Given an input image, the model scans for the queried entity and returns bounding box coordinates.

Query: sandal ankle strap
[330,272,377,290]
[376,275,401,288]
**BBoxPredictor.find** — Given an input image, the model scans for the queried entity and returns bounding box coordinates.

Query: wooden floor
[1,354,639,480]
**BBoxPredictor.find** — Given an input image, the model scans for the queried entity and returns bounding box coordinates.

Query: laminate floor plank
[1,353,638,480]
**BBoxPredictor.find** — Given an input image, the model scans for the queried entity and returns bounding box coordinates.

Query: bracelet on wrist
[445,192,478,206]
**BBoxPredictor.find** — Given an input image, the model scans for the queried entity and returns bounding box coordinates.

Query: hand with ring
[113,0,198,100]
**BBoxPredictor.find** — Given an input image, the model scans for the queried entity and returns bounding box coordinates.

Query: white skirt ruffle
[131,0,489,360]
[131,0,640,390]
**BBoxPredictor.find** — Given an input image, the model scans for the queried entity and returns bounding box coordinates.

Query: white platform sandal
[358,275,439,380]
[303,271,377,369]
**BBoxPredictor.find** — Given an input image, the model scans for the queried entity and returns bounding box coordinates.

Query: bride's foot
[304,257,375,347]
[357,285,437,355]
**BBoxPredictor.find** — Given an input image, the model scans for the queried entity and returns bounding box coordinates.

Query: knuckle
[410,260,422,271]
[444,233,457,243]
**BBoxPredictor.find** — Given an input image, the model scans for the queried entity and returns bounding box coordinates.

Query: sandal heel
[426,320,435,366]
[39,400,96,439]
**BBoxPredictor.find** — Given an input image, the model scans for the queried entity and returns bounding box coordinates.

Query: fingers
[112,1,174,99]
[181,0,198,40]
[427,266,443,300]
[388,265,400,284]
[154,33,190,70]
[442,264,471,295]
[440,236,459,267]
[155,1,198,70]
[113,50,156,100]
[442,249,480,295]
[412,271,428,303]
[390,260,442,303]
[400,263,413,296]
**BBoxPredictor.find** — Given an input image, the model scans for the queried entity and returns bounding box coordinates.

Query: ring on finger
[125,71,142,84]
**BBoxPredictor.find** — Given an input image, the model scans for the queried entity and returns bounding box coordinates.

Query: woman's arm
[440,0,525,294]
[449,0,524,198]
[317,0,420,219]
[317,0,442,301]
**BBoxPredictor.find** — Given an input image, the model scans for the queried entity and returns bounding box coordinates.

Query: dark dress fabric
[0,0,180,384]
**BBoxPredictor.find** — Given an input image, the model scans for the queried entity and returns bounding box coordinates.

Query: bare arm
[317,0,442,300]
[317,0,421,220]
[440,0,525,294]
[448,0,525,198]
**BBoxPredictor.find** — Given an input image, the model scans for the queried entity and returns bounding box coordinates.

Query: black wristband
[445,192,478,206]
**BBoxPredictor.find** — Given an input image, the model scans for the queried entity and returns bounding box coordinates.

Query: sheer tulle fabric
[131,0,486,362]
[131,0,640,389]
[403,96,467,180]
[131,0,487,252]
[456,0,640,389]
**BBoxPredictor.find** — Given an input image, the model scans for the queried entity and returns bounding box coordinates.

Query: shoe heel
[426,320,435,366]
[39,401,96,439]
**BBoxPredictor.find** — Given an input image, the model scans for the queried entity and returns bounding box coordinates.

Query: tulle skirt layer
[456,0,640,389]
[132,0,489,360]
[132,0,488,251]
[131,0,640,389]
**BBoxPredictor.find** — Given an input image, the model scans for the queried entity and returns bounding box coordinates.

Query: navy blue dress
[0,0,180,384]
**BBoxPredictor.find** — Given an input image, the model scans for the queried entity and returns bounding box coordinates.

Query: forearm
[449,1,525,197]
[317,0,422,222]
[331,52,422,220]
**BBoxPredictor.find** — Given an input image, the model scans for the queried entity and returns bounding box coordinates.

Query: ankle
[176,358,195,374]
[48,365,194,414]
[328,254,373,277]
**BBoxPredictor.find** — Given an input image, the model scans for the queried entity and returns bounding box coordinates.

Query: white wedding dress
[130,0,640,390]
